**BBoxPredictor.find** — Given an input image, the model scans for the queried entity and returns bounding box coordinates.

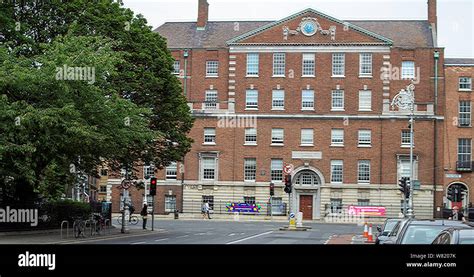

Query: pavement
[0,219,368,245]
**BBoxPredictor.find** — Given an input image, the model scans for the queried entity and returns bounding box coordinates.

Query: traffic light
[269,182,275,196]
[149,177,157,196]
[447,185,456,202]
[284,175,292,194]
[458,187,465,202]
[398,177,410,198]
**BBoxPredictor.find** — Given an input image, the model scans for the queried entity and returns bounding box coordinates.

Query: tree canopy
[0,0,194,202]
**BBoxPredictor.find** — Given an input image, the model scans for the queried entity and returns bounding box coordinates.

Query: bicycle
[92,213,107,235]
[73,218,86,238]
[116,215,139,225]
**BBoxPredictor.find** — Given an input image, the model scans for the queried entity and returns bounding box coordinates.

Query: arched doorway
[446,182,469,211]
[291,167,324,220]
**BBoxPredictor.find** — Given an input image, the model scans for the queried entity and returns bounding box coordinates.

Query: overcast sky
[123,0,473,58]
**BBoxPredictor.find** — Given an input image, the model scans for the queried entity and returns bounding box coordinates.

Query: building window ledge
[271,143,284,147]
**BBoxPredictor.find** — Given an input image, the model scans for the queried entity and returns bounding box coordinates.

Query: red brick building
[148,0,446,219]
[442,59,473,212]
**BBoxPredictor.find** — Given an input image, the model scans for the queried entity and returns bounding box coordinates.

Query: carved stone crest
[283,17,336,40]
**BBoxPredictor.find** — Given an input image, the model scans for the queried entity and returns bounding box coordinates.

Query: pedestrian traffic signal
[150,177,157,196]
[270,182,275,196]
[398,177,410,198]
[284,175,292,194]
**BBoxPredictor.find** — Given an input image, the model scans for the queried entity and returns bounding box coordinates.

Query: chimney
[197,0,209,30]
[428,0,437,29]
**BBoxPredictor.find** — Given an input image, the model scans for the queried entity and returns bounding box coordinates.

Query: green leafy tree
[0,1,194,201]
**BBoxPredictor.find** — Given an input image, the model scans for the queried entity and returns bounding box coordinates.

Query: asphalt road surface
[72,220,361,244]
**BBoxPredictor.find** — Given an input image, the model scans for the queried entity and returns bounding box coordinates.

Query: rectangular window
[359,90,372,111]
[244,128,257,145]
[243,196,256,205]
[358,199,370,206]
[273,53,286,76]
[458,139,472,162]
[459,77,472,91]
[331,129,344,146]
[143,164,155,178]
[244,158,257,181]
[173,60,180,75]
[331,90,344,111]
[301,129,314,146]
[246,90,258,109]
[246,53,259,76]
[401,61,416,79]
[359,53,372,76]
[165,195,177,212]
[397,156,418,180]
[302,53,315,76]
[332,53,345,77]
[358,130,372,146]
[166,162,177,180]
[100,169,108,176]
[202,157,216,180]
[204,90,218,110]
[99,185,107,193]
[203,128,216,144]
[330,198,343,213]
[459,101,471,127]
[202,195,214,210]
[272,90,285,110]
[401,130,412,147]
[331,160,343,183]
[271,159,283,182]
[358,160,371,184]
[206,60,218,77]
[271,128,284,145]
[302,90,315,110]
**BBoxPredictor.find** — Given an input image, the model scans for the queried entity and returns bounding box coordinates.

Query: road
[68,220,361,244]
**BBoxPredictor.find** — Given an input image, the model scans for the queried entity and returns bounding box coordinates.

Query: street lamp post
[391,82,416,218]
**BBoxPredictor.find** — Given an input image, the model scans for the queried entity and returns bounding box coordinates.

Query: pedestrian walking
[448,206,466,222]
[205,201,211,219]
[140,204,148,229]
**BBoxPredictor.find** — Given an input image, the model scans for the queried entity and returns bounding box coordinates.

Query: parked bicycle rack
[84,219,94,237]
[60,220,69,239]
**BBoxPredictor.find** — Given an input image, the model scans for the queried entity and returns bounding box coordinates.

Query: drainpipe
[433,50,440,218]
[183,49,189,97]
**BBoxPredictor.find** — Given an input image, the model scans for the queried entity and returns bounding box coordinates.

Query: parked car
[432,228,474,244]
[395,219,471,244]
[379,218,410,245]
[375,218,402,245]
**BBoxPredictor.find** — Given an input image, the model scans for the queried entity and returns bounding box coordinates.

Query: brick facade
[150,0,447,220]
[99,0,472,219]
[441,61,473,212]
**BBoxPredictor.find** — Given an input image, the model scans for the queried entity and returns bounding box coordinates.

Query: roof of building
[155,19,434,49]
[445,58,474,66]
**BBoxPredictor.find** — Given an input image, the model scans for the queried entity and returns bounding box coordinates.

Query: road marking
[131,241,147,245]
[58,230,168,244]
[228,233,236,236]
[177,235,189,238]
[226,231,273,245]
[154,238,169,242]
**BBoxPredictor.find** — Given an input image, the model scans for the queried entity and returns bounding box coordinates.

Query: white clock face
[301,21,317,36]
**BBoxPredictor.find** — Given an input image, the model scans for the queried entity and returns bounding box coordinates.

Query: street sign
[413,180,421,190]
[284,164,294,174]
[445,174,462,179]
[121,179,132,190]
[289,213,295,218]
